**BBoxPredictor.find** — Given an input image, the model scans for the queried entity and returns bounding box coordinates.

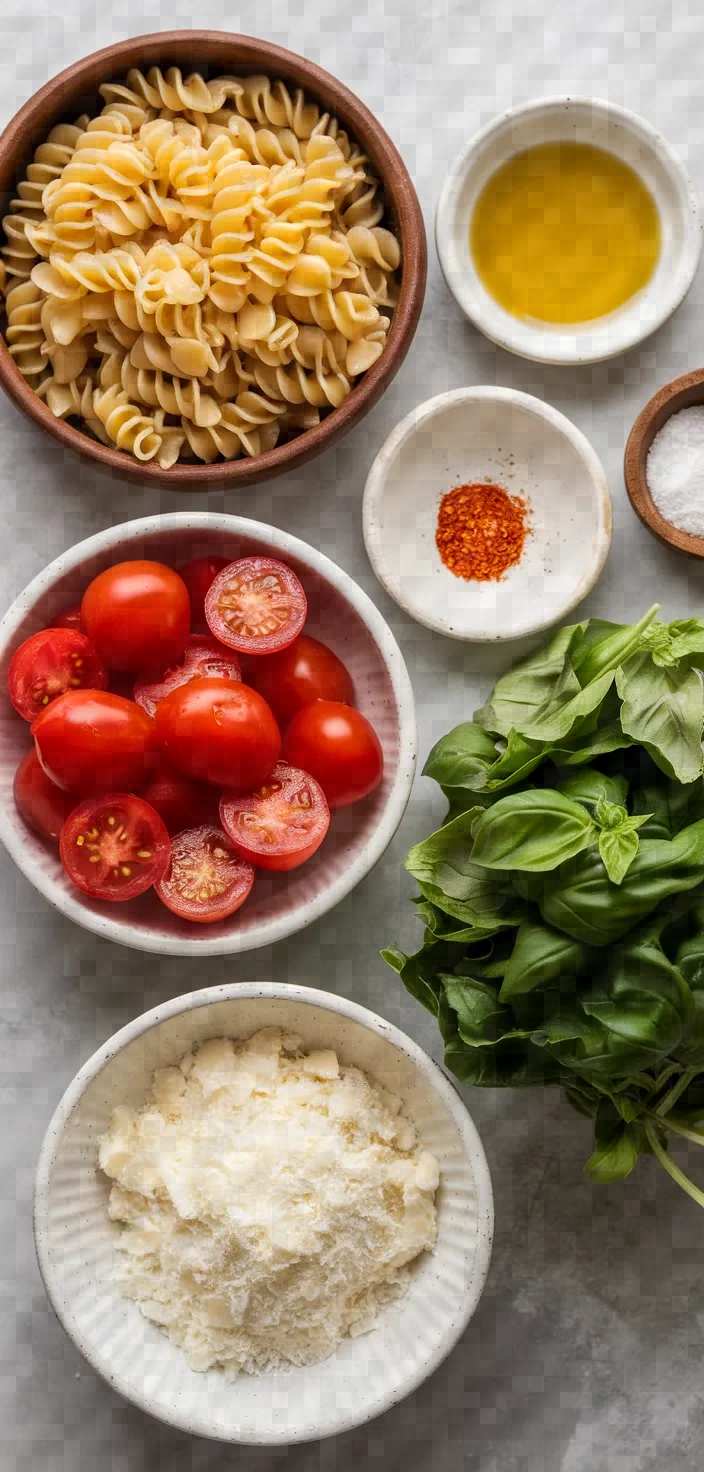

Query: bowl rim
[435,94,702,366]
[34,979,494,1444]
[624,366,704,557]
[362,384,613,641]
[0,29,427,487]
[0,512,417,954]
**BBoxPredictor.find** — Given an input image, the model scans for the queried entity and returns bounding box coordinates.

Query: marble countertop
[2,2,704,1469]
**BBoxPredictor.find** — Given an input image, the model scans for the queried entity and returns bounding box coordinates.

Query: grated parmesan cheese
[98,1027,439,1375]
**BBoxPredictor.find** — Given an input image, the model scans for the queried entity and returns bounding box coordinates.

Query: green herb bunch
[385,606,704,1204]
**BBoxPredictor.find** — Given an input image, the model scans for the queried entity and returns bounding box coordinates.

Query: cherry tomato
[50,603,83,632]
[155,824,255,923]
[7,628,108,723]
[134,636,242,719]
[220,762,330,872]
[60,794,170,901]
[205,556,307,656]
[154,677,280,790]
[13,748,77,840]
[282,701,383,808]
[178,556,229,629]
[138,758,217,835]
[81,561,191,672]
[32,690,155,795]
[253,634,354,726]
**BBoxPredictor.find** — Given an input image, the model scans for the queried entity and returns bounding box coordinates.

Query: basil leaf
[554,766,629,810]
[474,620,587,737]
[667,618,704,665]
[617,651,704,784]
[416,881,522,932]
[405,808,486,898]
[499,920,590,999]
[514,669,616,744]
[472,789,596,872]
[441,974,525,1046]
[422,722,498,789]
[584,1101,641,1183]
[572,605,659,687]
[630,774,704,840]
[598,827,640,885]
[549,720,633,766]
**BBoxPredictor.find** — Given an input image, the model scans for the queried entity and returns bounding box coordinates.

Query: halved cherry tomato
[138,758,217,835]
[50,603,83,632]
[282,701,383,808]
[155,823,255,923]
[13,748,77,840]
[134,636,242,719]
[220,762,330,871]
[205,557,307,656]
[81,561,191,672]
[60,794,170,901]
[154,677,280,790]
[253,634,354,726]
[32,690,155,795]
[7,628,108,723]
[178,556,230,629]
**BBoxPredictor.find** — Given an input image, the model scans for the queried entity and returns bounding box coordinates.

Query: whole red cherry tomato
[134,636,242,719]
[205,556,306,656]
[220,762,330,871]
[81,561,191,671]
[282,701,383,808]
[154,677,280,790]
[60,794,170,901]
[7,628,107,722]
[49,603,83,632]
[253,634,354,726]
[13,748,77,840]
[32,690,155,795]
[138,758,217,835]
[178,556,229,629]
[155,824,255,923]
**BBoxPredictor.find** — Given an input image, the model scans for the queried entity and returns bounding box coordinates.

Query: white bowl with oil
[436,96,701,365]
[363,387,612,642]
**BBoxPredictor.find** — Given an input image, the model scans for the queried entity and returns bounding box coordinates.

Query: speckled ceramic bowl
[34,982,494,1444]
[0,513,416,955]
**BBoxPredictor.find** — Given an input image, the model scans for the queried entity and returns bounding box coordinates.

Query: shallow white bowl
[34,982,493,1444]
[363,386,612,642]
[436,96,702,365]
[0,514,416,955]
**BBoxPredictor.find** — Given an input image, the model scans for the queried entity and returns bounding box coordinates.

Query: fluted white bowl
[0,513,416,955]
[34,983,493,1444]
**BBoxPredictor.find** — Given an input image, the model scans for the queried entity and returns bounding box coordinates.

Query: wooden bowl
[624,368,704,556]
[0,31,427,489]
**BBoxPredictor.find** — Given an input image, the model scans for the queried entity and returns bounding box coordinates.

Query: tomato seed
[76,835,85,846]
[137,849,152,859]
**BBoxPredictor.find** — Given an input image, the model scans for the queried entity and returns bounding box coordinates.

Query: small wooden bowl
[0,32,427,489]
[624,368,704,556]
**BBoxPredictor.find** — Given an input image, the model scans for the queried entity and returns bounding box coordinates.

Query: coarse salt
[646,405,704,536]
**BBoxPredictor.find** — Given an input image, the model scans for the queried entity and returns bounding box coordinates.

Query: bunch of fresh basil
[385,607,704,1206]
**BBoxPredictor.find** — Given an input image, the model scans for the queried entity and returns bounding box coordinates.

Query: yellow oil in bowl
[470,141,661,324]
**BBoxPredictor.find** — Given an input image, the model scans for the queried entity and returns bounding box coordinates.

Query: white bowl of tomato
[0,514,416,955]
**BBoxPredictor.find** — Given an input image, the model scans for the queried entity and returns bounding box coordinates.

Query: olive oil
[470,141,661,324]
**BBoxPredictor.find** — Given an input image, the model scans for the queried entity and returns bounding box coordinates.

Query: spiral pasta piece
[1,122,87,281]
[5,281,47,382]
[120,356,222,427]
[92,382,163,460]
[122,68,245,116]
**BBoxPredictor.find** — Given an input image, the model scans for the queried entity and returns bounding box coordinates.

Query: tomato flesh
[49,603,84,632]
[178,556,230,629]
[220,762,330,871]
[205,556,307,656]
[154,677,280,790]
[138,759,217,835]
[253,634,354,726]
[282,700,383,808]
[134,636,241,719]
[13,748,77,840]
[32,690,155,795]
[81,560,191,672]
[60,794,170,901]
[155,824,255,922]
[8,628,107,722]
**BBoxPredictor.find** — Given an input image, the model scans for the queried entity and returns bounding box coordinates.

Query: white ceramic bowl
[363,386,612,641]
[436,96,702,365]
[0,514,416,955]
[34,982,494,1444]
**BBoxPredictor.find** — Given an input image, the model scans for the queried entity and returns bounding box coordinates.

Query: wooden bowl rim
[0,30,427,489]
[623,366,704,557]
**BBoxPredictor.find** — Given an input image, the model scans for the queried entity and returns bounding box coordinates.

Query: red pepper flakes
[435,482,529,582]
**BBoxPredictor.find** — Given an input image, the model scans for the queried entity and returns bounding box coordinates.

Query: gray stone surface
[2,1,704,1467]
